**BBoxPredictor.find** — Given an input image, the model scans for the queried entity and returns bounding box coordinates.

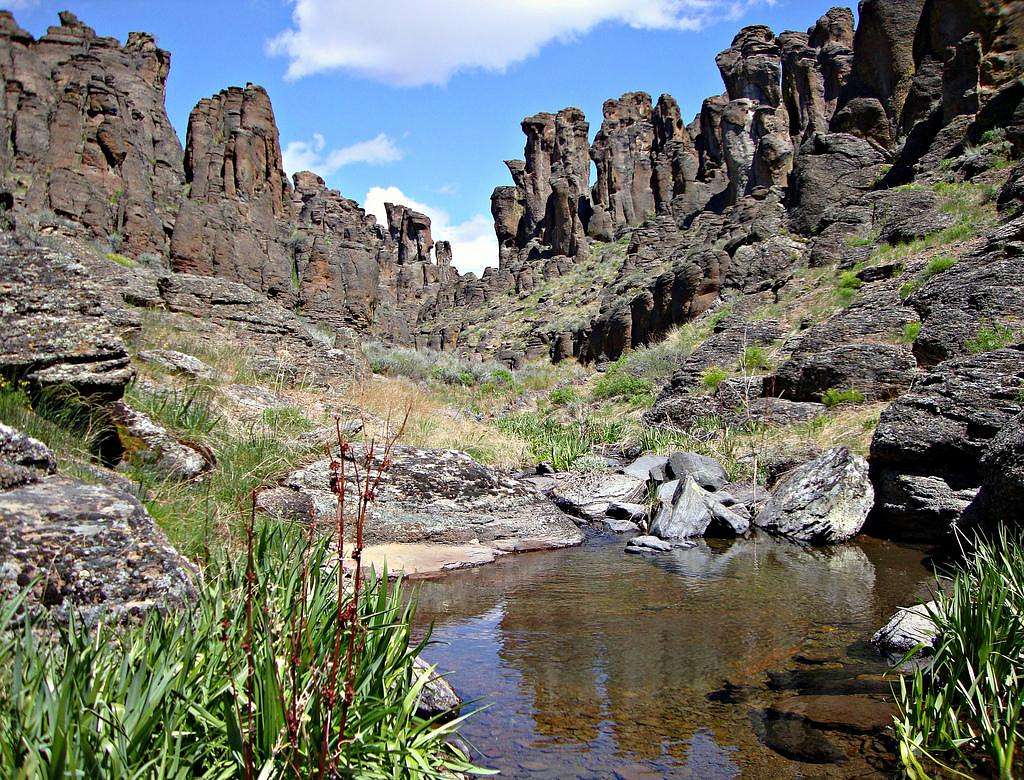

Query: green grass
[835,270,863,306]
[548,386,580,407]
[966,325,1019,354]
[591,371,654,406]
[900,322,922,344]
[105,252,136,268]
[896,529,1024,780]
[497,411,623,472]
[740,345,771,372]
[0,525,484,778]
[700,366,728,391]
[821,387,865,408]
[922,254,957,278]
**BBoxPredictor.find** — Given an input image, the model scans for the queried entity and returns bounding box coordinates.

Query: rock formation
[0,11,184,256]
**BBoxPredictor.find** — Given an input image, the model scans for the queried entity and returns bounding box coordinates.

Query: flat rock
[769,694,897,735]
[756,447,873,544]
[625,535,674,553]
[136,349,215,380]
[0,473,197,623]
[262,444,584,553]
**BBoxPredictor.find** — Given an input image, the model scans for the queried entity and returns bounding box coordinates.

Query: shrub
[821,387,865,408]
[700,366,728,391]
[548,386,580,407]
[497,412,622,471]
[900,321,922,344]
[966,324,1018,354]
[896,529,1024,780]
[591,366,654,405]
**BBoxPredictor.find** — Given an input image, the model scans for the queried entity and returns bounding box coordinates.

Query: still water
[412,534,934,779]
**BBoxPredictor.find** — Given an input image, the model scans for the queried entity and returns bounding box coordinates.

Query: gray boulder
[551,472,646,521]
[0,423,57,489]
[413,657,461,718]
[755,447,873,544]
[668,452,729,491]
[0,433,198,624]
[110,401,212,480]
[871,602,939,657]
[650,477,716,539]
[625,535,674,553]
[622,454,669,482]
[136,349,215,380]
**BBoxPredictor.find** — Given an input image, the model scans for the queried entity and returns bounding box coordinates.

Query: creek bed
[412,534,934,778]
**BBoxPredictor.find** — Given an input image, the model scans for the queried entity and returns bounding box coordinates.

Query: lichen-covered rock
[0,469,197,624]
[260,444,583,552]
[136,349,215,380]
[869,347,1024,542]
[0,233,133,398]
[0,423,57,489]
[755,447,873,544]
[110,400,212,480]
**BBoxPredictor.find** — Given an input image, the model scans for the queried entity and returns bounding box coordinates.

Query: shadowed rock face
[0,11,184,256]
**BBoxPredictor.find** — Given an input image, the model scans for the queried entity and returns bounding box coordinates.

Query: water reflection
[413,535,932,778]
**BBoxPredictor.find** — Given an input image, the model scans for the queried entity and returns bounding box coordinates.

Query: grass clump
[900,321,922,344]
[821,387,865,408]
[896,530,1024,780]
[548,386,580,407]
[591,362,654,406]
[104,252,136,268]
[740,345,771,372]
[922,254,957,279]
[966,325,1019,354]
[0,524,483,778]
[835,270,863,306]
[700,366,729,392]
[497,411,622,471]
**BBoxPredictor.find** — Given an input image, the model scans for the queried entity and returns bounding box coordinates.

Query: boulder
[413,657,461,718]
[261,444,584,552]
[972,411,1024,530]
[0,429,197,624]
[667,451,728,491]
[622,454,669,482]
[110,400,212,480]
[0,234,133,399]
[755,448,873,544]
[869,347,1024,542]
[550,472,646,521]
[0,423,58,489]
[650,477,716,539]
[870,602,939,657]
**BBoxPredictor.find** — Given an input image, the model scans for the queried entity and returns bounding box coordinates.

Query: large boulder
[258,444,583,552]
[0,427,197,623]
[550,471,646,521]
[755,447,873,544]
[0,234,133,399]
[650,476,750,539]
[971,411,1024,530]
[110,400,212,481]
[869,347,1024,542]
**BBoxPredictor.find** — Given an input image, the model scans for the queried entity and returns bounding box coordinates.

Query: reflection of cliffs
[415,538,924,769]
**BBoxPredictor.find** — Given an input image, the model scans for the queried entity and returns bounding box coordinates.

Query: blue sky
[11,0,853,272]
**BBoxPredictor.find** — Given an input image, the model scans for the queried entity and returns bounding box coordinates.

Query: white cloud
[268,0,774,86]
[364,185,497,275]
[282,132,402,176]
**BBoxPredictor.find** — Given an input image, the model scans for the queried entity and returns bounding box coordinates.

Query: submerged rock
[755,448,873,544]
[624,535,674,553]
